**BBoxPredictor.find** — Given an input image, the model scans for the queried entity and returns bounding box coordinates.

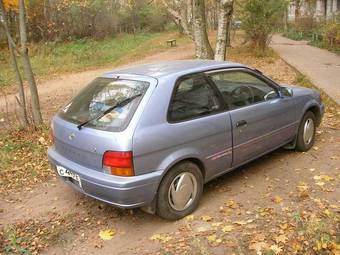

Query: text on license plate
[56,165,82,187]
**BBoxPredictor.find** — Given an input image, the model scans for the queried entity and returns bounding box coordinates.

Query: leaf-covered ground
[0,34,339,255]
[0,127,53,196]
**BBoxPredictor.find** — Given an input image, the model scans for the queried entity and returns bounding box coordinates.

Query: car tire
[156,161,203,220]
[296,111,316,152]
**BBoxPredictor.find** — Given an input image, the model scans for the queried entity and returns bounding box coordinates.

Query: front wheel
[296,111,316,151]
[156,161,203,220]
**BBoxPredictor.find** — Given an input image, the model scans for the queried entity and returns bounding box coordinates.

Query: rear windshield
[59,77,149,131]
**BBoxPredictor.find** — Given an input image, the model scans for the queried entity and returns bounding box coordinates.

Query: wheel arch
[305,105,322,126]
[162,157,206,181]
[300,100,322,126]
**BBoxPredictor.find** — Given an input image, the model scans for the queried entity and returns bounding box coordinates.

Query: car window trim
[205,68,281,109]
[167,73,227,124]
[205,67,281,92]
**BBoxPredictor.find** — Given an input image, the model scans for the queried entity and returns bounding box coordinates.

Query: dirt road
[1,126,339,254]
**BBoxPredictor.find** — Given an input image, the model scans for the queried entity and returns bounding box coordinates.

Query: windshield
[59,77,150,131]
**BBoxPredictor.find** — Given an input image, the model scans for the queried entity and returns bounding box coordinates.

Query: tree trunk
[19,0,43,126]
[162,0,193,39]
[192,0,214,59]
[8,38,29,127]
[284,4,288,31]
[295,0,301,20]
[214,0,234,61]
[0,0,29,127]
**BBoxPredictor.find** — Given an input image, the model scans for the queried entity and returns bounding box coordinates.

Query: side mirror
[279,87,293,97]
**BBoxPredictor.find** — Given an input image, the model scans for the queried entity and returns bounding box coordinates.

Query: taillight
[102,151,134,176]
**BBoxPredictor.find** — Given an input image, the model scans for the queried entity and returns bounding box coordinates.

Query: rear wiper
[77,94,142,130]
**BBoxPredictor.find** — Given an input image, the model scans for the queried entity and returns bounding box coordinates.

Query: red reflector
[102,151,134,176]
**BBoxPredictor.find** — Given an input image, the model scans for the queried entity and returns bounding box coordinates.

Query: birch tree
[163,0,234,60]
[0,0,42,126]
[18,0,42,125]
[161,0,193,39]
[192,0,214,59]
[214,0,234,61]
[0,0,29,127]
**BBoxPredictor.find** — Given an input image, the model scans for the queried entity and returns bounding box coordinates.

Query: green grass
[282,29,340,55]
[0,32,189,92]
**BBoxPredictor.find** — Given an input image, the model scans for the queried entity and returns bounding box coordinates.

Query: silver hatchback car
[48,60,324,220]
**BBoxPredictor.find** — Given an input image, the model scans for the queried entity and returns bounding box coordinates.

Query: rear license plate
[56,165,82,187]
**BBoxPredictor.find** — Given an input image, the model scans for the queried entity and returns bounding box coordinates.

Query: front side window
[59,77,149,131]
[168,75,221,122]
[208,70,278,110]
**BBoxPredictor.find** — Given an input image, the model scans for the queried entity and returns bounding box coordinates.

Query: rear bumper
[48,147,162,208]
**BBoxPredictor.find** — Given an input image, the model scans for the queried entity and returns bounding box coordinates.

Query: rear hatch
[52,76,154,172]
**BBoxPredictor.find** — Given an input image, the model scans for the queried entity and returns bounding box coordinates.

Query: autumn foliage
[3,0,18,11]
[1,0,169,43]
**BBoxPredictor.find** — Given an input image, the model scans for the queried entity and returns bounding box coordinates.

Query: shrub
[294,16,316,34]
[241,0,287,50]
[322,20,340,48]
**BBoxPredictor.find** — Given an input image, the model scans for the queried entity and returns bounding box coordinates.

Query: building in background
[288,0,340,21]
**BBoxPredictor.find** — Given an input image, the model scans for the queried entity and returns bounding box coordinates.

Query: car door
[207,69,297,167]
[166,74,234,179]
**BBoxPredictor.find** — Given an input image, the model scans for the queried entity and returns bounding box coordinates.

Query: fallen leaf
[221,225,234,232]
[233,220,247,225]
[274,234,287,244]
[211,222,223,227]
[225,199,238,208]
[272,196,283,204]
[201,215,213,222]
[270,244,283,254]
[195,225,210,232]
[99,229,115,240]
[207,234,222,245]
[249,241,269,253]
[38,137,46,144]
[207,234,217,242]
[315,181,325,186]
[279,223,288,230]
[185,214,194,221]
[297,182,309,192]
[313,175,334,181]
[150,233,172,243]
[323,209,331,217]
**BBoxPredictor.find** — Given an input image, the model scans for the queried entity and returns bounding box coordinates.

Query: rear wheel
[156,161,203,220]
[296,111,316,151]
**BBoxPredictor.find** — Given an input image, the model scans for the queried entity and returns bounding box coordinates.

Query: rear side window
[59,77,149,131]
[168,75,221,122]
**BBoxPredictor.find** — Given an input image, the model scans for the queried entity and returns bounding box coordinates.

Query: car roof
[102,60,247,79]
